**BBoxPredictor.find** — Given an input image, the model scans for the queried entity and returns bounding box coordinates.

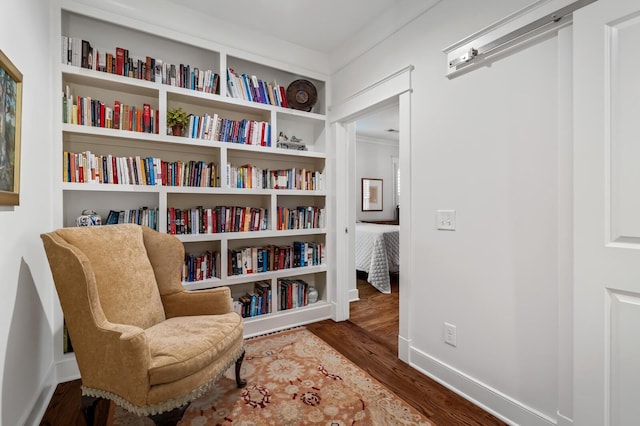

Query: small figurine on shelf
[277,132,307,151]
[76,209,102,226]
[277,131,288,143]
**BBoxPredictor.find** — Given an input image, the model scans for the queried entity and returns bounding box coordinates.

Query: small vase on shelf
[307,286,318,304]
[76,209,102,226]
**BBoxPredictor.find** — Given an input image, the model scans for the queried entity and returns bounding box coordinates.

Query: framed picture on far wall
[362,178,383,211]
[0,49,22,206]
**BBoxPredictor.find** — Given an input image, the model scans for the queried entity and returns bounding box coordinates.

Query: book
[115,47,125,75]
[145,56,152,81]
[143,103,151,133]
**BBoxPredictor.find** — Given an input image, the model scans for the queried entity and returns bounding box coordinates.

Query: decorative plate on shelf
[286,79,318,112]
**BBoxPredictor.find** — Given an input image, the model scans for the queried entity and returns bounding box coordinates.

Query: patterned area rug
[111,327,432,425]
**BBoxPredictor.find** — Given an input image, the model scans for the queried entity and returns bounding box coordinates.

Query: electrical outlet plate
[444,322,457,347]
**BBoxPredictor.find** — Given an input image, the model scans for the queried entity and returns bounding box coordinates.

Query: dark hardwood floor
[307,274,506,426]
[40,274,506,425]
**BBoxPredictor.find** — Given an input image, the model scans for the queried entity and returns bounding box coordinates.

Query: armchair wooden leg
[148,404,188,426]
[235,349,247,388]
[80,395,101,425]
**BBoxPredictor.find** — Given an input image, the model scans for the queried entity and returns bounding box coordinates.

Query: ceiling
[174,0,402,53]
[174,0,402,142]
[355,102,400,143]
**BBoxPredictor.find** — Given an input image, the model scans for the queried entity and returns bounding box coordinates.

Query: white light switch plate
[437,210,456,231]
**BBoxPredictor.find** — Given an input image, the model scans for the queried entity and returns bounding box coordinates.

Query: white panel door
[574,0,640,424]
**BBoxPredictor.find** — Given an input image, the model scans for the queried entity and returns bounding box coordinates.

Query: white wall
[332,0,569,424]
[0,0,56,424]
[355,138,398,222]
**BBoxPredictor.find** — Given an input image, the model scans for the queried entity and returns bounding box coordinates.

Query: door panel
[574,1,640,424]
[609,13,640,243]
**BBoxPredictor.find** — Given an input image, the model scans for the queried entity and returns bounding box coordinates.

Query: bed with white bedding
[355,223,399,294]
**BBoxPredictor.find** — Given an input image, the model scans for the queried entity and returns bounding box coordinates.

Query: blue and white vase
[76,209,102,226]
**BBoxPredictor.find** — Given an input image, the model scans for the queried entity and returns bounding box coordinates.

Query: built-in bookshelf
[55,8,331,362]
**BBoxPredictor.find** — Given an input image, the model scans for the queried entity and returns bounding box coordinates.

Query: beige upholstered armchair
[41,224,246,425]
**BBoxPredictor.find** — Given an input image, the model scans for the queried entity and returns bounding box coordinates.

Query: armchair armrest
[77,321,152,407]
[162,286,232,318]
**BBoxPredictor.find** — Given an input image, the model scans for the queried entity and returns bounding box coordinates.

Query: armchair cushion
[147,313,243,386]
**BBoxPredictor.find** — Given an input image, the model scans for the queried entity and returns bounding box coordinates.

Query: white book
[61,36,68,64]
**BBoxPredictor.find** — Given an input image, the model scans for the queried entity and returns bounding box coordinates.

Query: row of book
[63,151,218,188]
[233,281,272,318]
[182,250,220,283]
[105,207,159,231]
[227,68,290,109]
[278,278,312,311]
[277,206,325,230]
[167,206,269,235]
[183,112,271,146]
[227,164,324,191]
[228,241,324,276]
[62,36,220,93]
[63,95,159,135]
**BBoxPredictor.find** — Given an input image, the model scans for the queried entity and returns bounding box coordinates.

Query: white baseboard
[22,363,56,426]
[56,356,81,383]
[348,288,359,303]
[398,334,410,363]
[410,346,557,426]
[556,410,573,426]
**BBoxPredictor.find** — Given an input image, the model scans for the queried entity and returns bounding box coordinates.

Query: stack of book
[277,278,310,311]
[105,207,159,231]
[233,281,272,318]
[167,206,269,235]
[62,36,220,93]
[228,241,324,276]
[63,87,159,134]
[277,206,325,230]
[182,250,220,283]
[184,112,271,146]
[227,67,289,108]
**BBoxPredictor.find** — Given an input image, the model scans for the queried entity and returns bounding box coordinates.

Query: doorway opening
[331,65,413,361]
[351,101,401,353]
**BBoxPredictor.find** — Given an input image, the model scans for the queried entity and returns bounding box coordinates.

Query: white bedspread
[355,223,399,294]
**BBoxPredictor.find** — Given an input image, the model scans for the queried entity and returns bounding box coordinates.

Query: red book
[279,86,289,108]
[113,101,120,130]
[261,122,268,146]
[115,47,125,76]
[143,103,151,133]
[169,207,176,234]
[111,156,118,184]
[100,103,106,128]
[76,96,82,125]
[182,211,188,233]
[160,161,166,186]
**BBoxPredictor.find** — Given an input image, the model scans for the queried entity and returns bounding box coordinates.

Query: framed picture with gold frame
[0,49,22,206]
[361,178,383,212]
